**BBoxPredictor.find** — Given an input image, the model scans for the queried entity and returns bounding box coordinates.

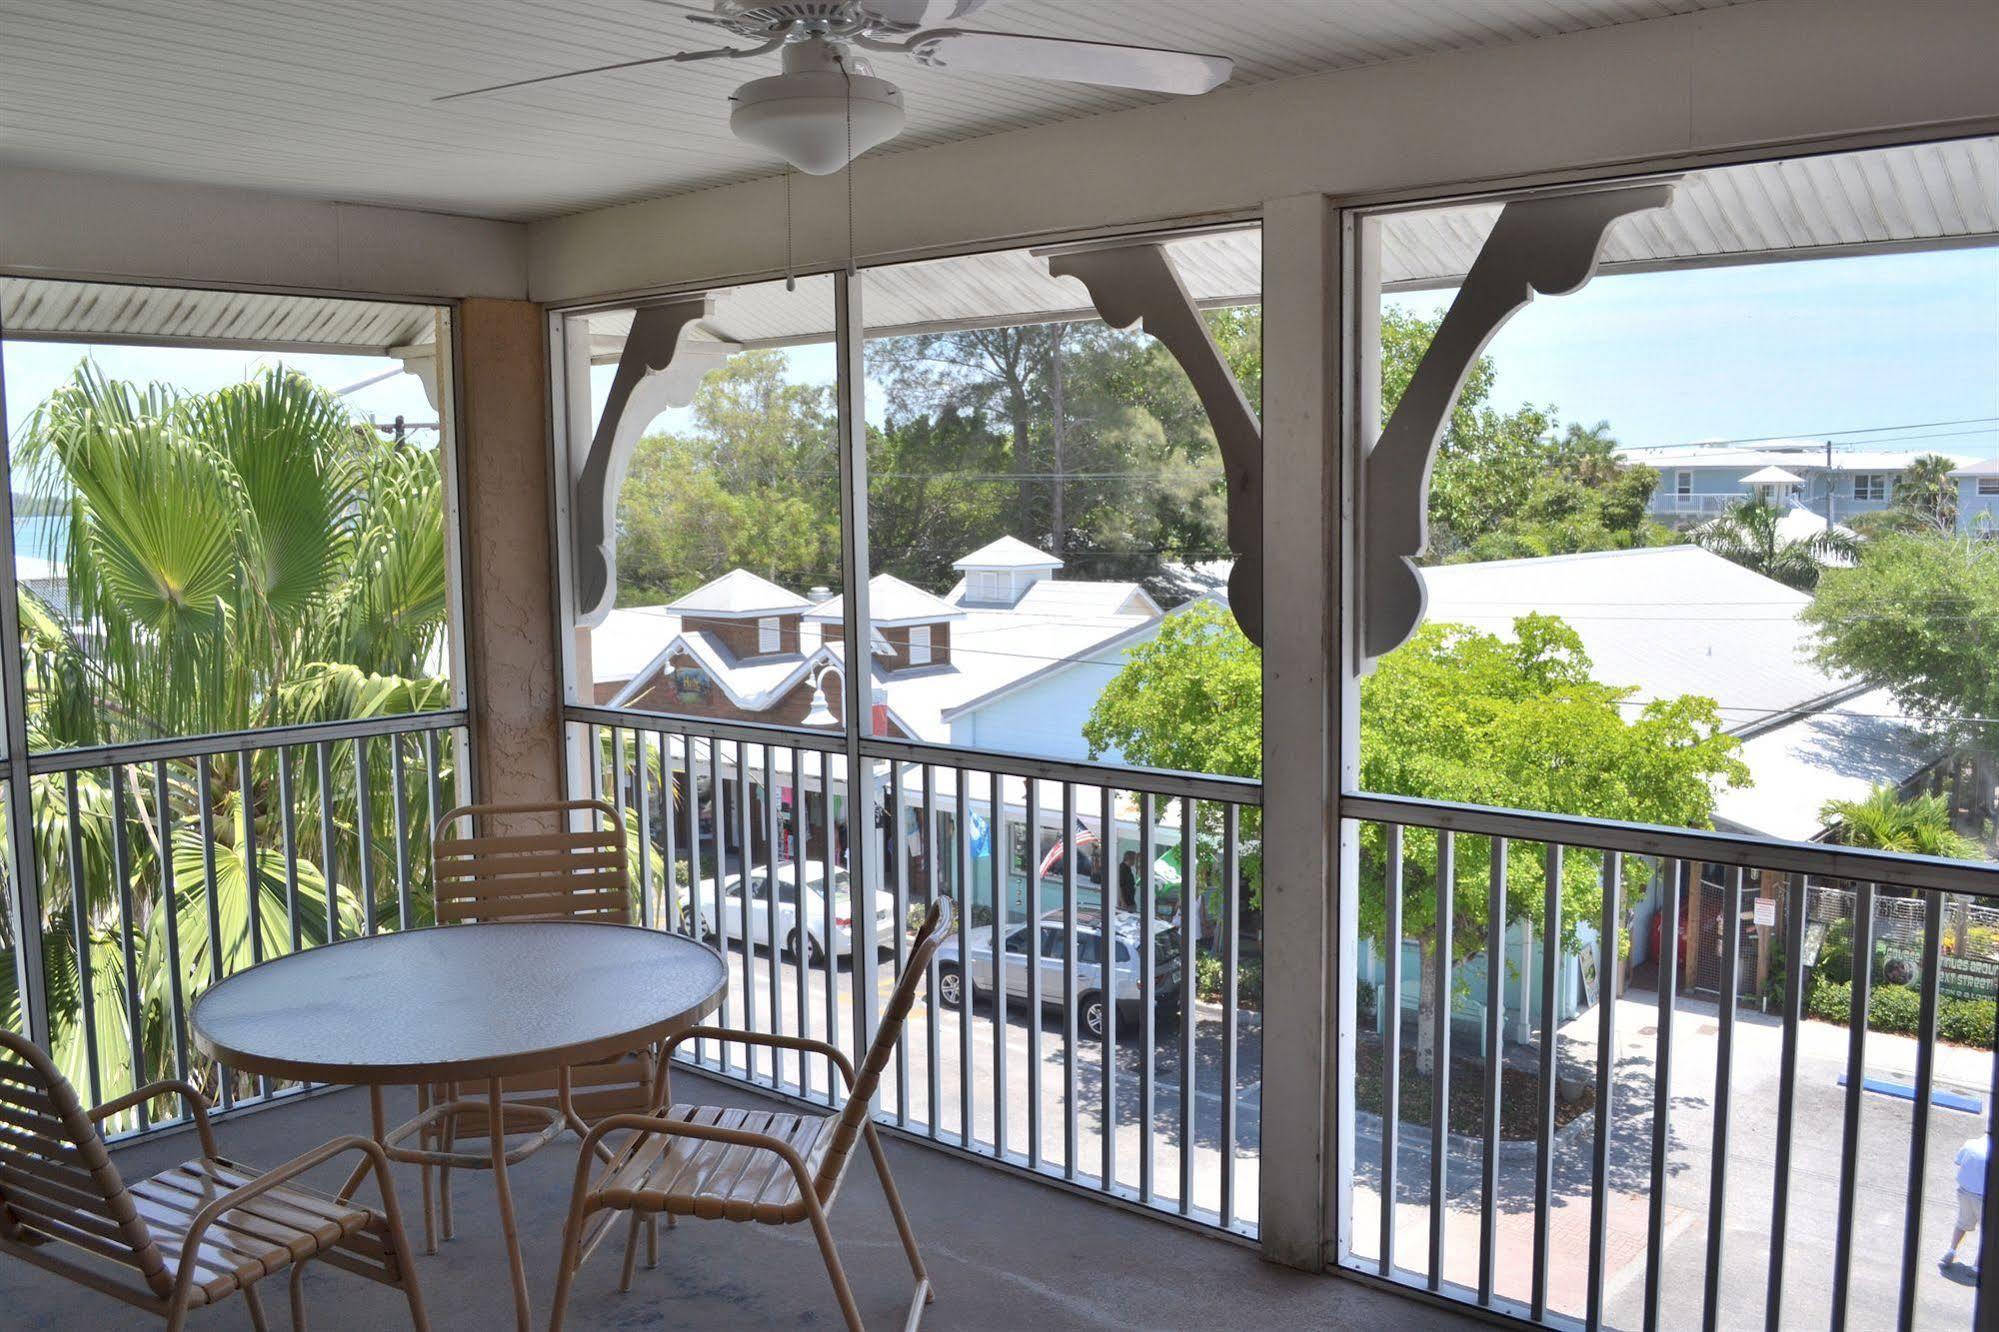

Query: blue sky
[8,244,1997,463]
[1391,245,1999,457]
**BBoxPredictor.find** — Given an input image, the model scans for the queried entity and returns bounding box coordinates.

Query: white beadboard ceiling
[0,0,1754,222]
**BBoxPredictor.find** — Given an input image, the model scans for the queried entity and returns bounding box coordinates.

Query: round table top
[191,921,728,1085]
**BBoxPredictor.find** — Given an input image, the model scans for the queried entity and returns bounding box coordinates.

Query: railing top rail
[24,709,469,775]
[1342,790,1999,899]
[565,704,1264,807]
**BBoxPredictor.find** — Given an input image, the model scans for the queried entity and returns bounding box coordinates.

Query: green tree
[614,350,841,604]
[1805,532,1999,743]
[1819,785,1979,859]
[1693,498,1855,590]
[1084,603,1746,1072]
[1852,453,1960,536]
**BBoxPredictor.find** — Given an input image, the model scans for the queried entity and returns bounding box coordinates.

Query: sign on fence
[1754,896,1777,929]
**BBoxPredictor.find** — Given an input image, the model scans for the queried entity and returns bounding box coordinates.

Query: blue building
[1620,441,1969,526]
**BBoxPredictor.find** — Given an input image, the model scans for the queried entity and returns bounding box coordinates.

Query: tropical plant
[1818,785,1980,860]
[2,363,458,1110]
[1692,498,1857,590]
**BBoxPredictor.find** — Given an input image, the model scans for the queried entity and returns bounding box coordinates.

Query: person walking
[1944,1121,1990,1270]
[1117,851,1139,913]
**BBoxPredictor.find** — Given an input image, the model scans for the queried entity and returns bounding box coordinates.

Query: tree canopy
[1805,531,1999,745]
[1692,498,1856,591]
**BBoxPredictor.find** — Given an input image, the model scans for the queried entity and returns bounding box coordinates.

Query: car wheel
[1080,992,1107,1041]
[938,964,966,1010]
[786,929,824,966]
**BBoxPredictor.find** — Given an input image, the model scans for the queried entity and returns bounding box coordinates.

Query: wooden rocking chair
[0,1030,427,1331]
[548,896,955,1332]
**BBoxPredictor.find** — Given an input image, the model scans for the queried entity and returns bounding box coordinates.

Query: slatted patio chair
[411,798,661,1250]
[0,1030,427,1332]
[547,896,956,1332]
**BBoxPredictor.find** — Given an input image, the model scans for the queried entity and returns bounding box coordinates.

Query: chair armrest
[90,1079,216,1156]
[167,1135,392,1310]
[661,1026,857,1091]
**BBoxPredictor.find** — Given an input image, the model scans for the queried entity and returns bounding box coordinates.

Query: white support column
[834,271,881,1054]
[1258,193,1346,1271]
[0,306,49,1048]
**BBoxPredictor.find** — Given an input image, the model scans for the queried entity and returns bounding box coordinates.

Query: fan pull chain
[783,169,795,292]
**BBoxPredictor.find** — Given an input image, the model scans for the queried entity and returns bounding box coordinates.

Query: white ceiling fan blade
[858,0,996,25]
[907,30,1232,95]
[433,37,780,102]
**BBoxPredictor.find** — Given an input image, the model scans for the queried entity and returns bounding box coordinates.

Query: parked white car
[684,864,896,964]
[933,909,1183,1041]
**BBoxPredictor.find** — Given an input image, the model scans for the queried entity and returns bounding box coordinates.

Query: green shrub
[1194,953,1264,1011]
[1356,980,1378,1031]
[1808,978,1853,1024]
[1870,983,1923,1032]
[1940,996,1998,1047]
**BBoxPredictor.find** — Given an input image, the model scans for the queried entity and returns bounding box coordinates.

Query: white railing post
[1258,192,1347,1271]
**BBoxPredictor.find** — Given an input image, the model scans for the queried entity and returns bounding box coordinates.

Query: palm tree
[4,364,458,1105]
[1692,498,1857,590]
[1819,785,1979,859]
[1888,453,1959,533]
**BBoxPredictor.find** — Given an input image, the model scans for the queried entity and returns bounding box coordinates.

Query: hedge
[1806,978,1996,1049]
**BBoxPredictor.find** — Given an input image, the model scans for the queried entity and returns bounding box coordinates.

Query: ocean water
[14,514,64,566]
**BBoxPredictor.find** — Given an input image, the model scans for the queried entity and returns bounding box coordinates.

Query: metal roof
[0,276,440,355]
[0,0,1751,222]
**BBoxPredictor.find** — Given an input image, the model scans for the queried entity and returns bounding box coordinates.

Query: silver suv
[934,909,1183,1041]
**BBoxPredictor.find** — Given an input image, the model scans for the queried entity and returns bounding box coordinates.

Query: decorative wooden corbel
[1044,241,1265,646]
[572,297,739,626]
[1362,182,1678,665]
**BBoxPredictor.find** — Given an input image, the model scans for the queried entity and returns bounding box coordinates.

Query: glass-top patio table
[192,921,727,1332]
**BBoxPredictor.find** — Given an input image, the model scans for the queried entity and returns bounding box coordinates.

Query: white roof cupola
[951,535,1062,608]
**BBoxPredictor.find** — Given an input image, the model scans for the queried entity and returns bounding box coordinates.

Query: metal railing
[12,711,470,1138]
[570,704,1265,1236]
[1341,791,1999,1332]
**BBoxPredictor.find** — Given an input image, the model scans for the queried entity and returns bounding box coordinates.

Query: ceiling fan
[436,1,1235,176]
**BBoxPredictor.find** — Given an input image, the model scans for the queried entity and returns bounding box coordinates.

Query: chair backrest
[433,799,633,925]
[815,896,955,1195]
[0,1031,170,1298]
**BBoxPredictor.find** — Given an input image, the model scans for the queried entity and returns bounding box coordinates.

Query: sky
[1390,245,1999,459]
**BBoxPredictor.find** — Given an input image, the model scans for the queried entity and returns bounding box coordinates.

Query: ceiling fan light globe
[729,69,905,175]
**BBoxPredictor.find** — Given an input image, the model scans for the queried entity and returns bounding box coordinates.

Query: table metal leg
[339,1085,390,1202]
[489,1078,532,1332]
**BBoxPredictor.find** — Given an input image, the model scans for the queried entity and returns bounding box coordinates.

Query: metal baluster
[148,764,186,1088]
[791,744,808,1099]
[422,729,443,927]
[1479,837,1507,1304]
[1026,776,1043,1168]
[1381,823,1404,1278]
[108,765,148,1128]
[711,737,732,1067]
[994,772,1010,1159]
[1100,779,1116,1192]
[1220,802,1240,1226]
[62,773,101,1105]
[635,726,654,930]
[1765,872,1807,1331]
[1976,974,1999,1329]
[763,744,782,1080]
[1586,852,1621,1329]
[923,762,940,1134]
[1642,861,1682,1332]
[662,732,680,938]
[1430,829,1455,1289]
[353,737,376,936]
[389,736,412,934]
[196,757,228,1111]
[277,748,300,951]
[1063,781,1080,1180]
[735,741,757,1069]
[1531,843,1563,1321]
[685,735,706,1068]
[316,742,338,945]
[1898,888,1945,1331]
[1831,881,1875,1330]
[890,760,908,1119]
[957,767,975,1148]
[237,749,267,1099]
[1703,866,1744,1332]
[820,749,837,1083]
[1139,791,1156,1206]
[1179,795,1198,1215]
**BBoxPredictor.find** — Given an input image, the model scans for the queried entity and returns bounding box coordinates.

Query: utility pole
[1825,438,1834,525]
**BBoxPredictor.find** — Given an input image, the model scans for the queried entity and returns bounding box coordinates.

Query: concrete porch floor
[3,1070,1476,1330]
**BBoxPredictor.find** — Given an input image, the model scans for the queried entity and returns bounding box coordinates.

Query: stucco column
[455,297,564,807]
